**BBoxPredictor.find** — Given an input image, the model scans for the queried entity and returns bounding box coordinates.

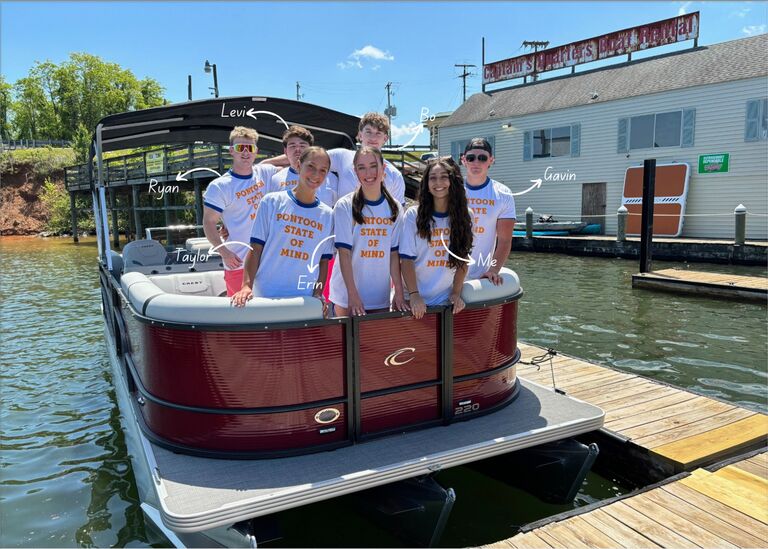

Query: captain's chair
[122,240,169,272]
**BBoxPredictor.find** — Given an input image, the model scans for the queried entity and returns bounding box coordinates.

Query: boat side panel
[452,302,518,376]
[360,386,441,435]
[453,367,518,416]
[358,315,440,393]
[141,400,349,452]
[124,316,346,408]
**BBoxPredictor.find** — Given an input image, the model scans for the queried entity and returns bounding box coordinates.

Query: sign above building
[483,12,700,85]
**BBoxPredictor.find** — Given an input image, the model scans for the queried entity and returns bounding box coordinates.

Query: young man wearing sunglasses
[202,126,279,296]
[461,138,516,286]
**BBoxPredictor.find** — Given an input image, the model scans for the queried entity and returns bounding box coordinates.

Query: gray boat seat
[185,237,213,253]
[120,271,324,323]
[148,271,227,298]
[122,240,168,272]
[461,267,521,304]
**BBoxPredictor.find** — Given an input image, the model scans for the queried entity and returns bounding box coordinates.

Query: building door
[581,182,606,234]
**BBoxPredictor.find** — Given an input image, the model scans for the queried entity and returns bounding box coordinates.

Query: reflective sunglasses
[464,153,489,163]
[232,143,256,153]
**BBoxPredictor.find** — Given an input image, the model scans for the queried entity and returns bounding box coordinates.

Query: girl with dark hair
[399,158,473,319]
[329,147,408,316]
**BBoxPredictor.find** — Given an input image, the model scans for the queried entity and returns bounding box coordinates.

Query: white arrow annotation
[511,178,543,197]
[440,233,475,266]
[208,241,254,255]
[176,167,223,182]
[246,109,291,131]
[307,234,336,273]
[394,124,425,151]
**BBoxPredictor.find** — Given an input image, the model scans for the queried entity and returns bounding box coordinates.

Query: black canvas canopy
[90,96,360,155]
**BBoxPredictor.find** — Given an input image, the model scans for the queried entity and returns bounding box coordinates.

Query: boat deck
[144,378,604,533]
[632,268,768,302]
[517,343,768,471]
[491,450,768,548]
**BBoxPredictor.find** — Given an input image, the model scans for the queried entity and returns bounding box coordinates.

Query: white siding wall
[439,77,768,239]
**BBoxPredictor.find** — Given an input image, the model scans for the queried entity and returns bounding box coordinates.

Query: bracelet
[408,290,420,296]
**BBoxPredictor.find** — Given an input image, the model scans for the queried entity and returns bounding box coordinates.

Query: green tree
[0,76,11,141]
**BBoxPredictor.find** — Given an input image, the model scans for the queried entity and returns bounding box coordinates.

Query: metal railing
[1,139,72,150]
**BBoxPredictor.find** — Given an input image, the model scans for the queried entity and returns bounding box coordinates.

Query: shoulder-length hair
[351,146,399,225]
[416,157,472,270]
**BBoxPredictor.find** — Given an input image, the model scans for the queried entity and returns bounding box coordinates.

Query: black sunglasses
[464,153,489,163]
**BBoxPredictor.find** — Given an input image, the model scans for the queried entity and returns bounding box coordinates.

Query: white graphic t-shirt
[268,166,339,208]
[327,148,405,205]
[399,206,460,306]
[202,165,277,270]
[465,177,517,278]
[329,193,403,310]
[249,190,334,298]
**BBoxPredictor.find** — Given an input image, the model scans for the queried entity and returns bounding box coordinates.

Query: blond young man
[202,126,277,296]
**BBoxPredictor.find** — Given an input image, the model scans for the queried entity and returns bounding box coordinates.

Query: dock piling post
[110,187,120,249]
[69,191,79,243]
[639,158,656,273]
[525,207,534,239]
[734,204,746,246]
[617,206,627,242]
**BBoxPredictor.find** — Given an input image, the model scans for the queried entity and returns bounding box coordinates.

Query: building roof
[443,34,768,128]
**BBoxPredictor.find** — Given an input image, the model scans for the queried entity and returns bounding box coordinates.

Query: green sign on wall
[698,153,729,174]
[146,151,165,174]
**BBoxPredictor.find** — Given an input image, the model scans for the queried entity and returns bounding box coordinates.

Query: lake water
[1,236,765,547]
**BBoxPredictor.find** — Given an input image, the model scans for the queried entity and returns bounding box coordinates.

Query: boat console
[108,244,522,459]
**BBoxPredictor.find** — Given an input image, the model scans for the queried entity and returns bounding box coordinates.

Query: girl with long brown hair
[399,157,473,319]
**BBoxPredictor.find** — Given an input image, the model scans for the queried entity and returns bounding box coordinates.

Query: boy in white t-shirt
[231,147,334,314]
[262,112,405,204]
[202,126,277,296]
[461,138,516,285]
[268,125,339,207]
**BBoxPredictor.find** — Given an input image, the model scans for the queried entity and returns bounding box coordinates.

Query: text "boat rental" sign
[483,12,700,85]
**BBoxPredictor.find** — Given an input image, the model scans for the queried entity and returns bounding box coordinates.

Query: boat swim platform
[512,234,767,266]
[488,449,768,549]
[517,342,768,474]
[632,268,768,303]
[144,378,604,533]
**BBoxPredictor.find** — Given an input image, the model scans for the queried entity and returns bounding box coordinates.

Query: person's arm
[448,264,468,314]
[482,219,515,285]
[400,258,426,319]
[203,207,241,269]
[313,258,330,318]
[390,251,409,312]
[336,248,365,315]
[231,243,264,307]
[259,154,290,167]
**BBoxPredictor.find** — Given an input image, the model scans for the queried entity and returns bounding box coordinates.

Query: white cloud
[742,24,766,35]
[730,7,751,17]
[678,1,692,15]
[337,44,394,70]
[389,121,422,141]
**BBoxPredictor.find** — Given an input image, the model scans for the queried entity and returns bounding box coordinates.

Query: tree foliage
[7,53,166,142]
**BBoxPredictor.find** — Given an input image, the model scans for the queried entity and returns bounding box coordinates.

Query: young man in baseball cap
[461,138,516,285]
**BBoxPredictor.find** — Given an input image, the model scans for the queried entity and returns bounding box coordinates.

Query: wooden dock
[516,342,768,472]
[632,268,768,302]
[484,343,768,548]
[490,451,768,548]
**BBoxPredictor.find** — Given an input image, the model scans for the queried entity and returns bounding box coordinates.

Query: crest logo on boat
[384,347,416,367]
[314,408,341,424]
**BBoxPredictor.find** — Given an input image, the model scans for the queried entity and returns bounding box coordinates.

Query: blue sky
[2,1,766,146]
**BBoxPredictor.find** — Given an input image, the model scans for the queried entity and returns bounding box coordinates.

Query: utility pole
[187,75,192,101]
[296,81,303,101]
[522,40,549,82]
[384,82,397,146]
[455,64,476,103]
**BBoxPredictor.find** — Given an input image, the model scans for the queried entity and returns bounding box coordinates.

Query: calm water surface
[1,237,765,547]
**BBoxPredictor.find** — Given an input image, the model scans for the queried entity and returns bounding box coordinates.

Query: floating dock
[491,450,768,549]
[632,268,768,302]
[486,343,768,548]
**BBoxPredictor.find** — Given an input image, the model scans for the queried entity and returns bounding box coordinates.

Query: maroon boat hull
[111,273,521,458]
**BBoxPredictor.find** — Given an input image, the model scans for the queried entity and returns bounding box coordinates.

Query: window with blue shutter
[523,131,532,161]
[745,99,767,142]
[571,123,581,157]
[617,118,629,153]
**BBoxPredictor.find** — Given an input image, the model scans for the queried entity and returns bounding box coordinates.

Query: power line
[454,64,476,103]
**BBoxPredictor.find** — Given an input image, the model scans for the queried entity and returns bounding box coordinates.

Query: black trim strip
[463,289,524,310]
[442,309,453,424]
[125,354,347,415]
[141,293,163,317]
[361,378,443,399]
[351,317,362,442]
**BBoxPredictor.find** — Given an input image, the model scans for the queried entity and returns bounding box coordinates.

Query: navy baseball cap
[464,138,493,155]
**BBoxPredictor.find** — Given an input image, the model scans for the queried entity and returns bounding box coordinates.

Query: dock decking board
[632,268,768,301]
[517,343,767,468]
[496,454,768,549]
